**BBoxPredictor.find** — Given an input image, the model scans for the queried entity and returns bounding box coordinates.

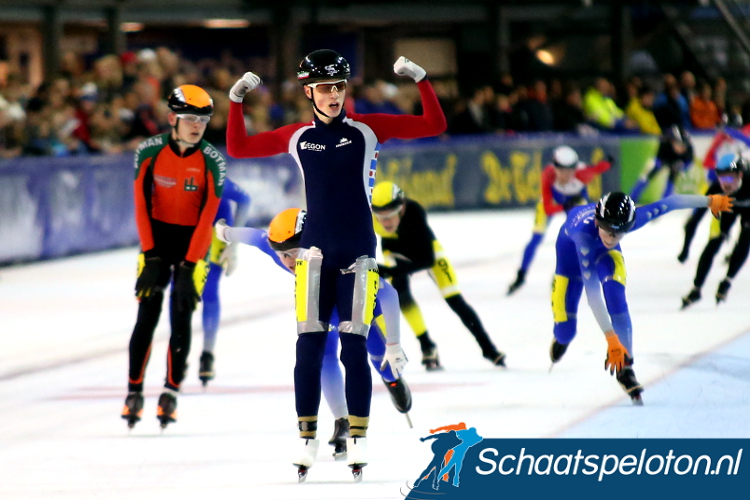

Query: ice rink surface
[2,208,749,499]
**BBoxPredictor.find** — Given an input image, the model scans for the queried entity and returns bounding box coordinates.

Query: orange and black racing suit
[128,133,225,392]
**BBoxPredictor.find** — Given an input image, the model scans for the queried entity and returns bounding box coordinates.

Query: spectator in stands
[654,74,690,130]
[690,81,721,130]
[552,84,585,132]
[520,79,553,132]
[355,79,404,115]
[448,83,495,135]
[626,85,661,135]
[583,77,636,132]
[680,70,697,105]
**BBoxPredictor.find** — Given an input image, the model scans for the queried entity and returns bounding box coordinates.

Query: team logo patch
[336,137,352,148]
[153,174,176,188]
[300,141,326,151]
[184,177,198,192]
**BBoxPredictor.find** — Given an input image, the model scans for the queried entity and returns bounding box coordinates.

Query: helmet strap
[308,94,332,119]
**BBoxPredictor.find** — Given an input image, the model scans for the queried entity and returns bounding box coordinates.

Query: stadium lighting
[536,49,555,65]
[203,19,250,29]
[121,22,144,32]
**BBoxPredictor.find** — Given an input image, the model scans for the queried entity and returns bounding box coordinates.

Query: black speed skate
[550,339,568,364]
[421,346,442,371]
[384,378,412,413]
[483,350,507,367]
[507,270,526,296]
[616,365,644,406]
[199,351,215,387]
[328,418,349,460]
[681,288,701,310]
[121,392,144,429]
[716,279,732,304]
[156,392,177,429]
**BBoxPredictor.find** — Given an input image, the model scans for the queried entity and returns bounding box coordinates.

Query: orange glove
[604,333,629,375]
[708,194,734,218]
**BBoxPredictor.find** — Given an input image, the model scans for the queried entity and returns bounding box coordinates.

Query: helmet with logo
[371,181,405,214]
[167,84,214,116]
[268,208,306,251]
[595,192,636,233]
[552,145,579,169]
[715,152,745,175]
[297,49,351,85]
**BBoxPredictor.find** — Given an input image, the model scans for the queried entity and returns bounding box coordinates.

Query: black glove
[563,195,585,213]
[173,261,200,312]
[135,254,162,299]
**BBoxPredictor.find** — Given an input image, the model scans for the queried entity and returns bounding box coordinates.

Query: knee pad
[295,247,328,334]
[339,256,379,336]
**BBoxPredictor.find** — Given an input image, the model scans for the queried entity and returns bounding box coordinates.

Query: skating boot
[328,417,349,460]
[384,378,412,413]
[293,438,319,482]
[483,350,507,367]
[346,437,368,482]
[156,391,177,429]
[716,279,732,304]
[198,351,215,387]
[616,364,644,406]
[121,392,144,429]
[677,248,689,264]
[507,269,526,296]
[681,288,701,310]
[421,346,442,371]
[549,339,568,364]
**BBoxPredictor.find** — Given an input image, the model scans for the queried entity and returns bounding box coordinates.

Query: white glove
[215,219,231,243]
[219,243,239,276]
[380,343,408,379]
[229,72,262,103]
[393,56,426,83]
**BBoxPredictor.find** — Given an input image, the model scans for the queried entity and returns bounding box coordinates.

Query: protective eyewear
[373,207,402,219]
[308,81,347,94]
[719,174,739,183]
[177,114,211,124]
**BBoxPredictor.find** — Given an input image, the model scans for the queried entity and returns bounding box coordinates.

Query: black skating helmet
[595,192,636,233]
[715,153,745,175]
[297,49,351,85]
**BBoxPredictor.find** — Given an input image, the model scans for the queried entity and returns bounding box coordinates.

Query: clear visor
[177,114,211,124]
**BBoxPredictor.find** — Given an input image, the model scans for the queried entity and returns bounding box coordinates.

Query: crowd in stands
[0,46,743,159]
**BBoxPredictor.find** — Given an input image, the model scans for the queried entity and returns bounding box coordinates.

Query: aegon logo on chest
[300,141,326,151]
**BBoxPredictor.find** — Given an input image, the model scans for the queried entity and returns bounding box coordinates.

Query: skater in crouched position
[216,208,411,464]
[508,145,611,295]
[195,177,250,386]
[371,181,506,370]
[122,85,225,429]
[225,49,445,480]
[681,153,750,309]
[549,191,732,405]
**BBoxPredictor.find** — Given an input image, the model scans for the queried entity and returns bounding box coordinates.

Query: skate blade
[350,466,364,483]
[404,413,413,429]
[631,395,644,406]
[548,363,556,373]
[297,466,309,483]
[333,451,347,461]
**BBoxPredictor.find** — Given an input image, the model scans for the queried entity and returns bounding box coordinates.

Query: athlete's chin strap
[307,94,332,119]
[171,122,200,148]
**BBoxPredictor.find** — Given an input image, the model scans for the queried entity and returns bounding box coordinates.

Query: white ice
[1,208,749,499]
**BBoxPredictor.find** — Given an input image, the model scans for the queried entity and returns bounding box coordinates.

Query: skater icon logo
[404,422,484,499]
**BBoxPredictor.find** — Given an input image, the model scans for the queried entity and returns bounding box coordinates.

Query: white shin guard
[346,437,368,466]
[293,438,320,468]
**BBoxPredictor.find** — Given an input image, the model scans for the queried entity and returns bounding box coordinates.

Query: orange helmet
[167,84,214,116]
[268,208,306,251]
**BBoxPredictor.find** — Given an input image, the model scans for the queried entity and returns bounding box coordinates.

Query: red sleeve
[541,166,562,216]
[134,157,155,252]
[185,169,222,263]
[576,160,611,184]
[703,133,727,169]
[226,101,306,158]
[353,79,447,142]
